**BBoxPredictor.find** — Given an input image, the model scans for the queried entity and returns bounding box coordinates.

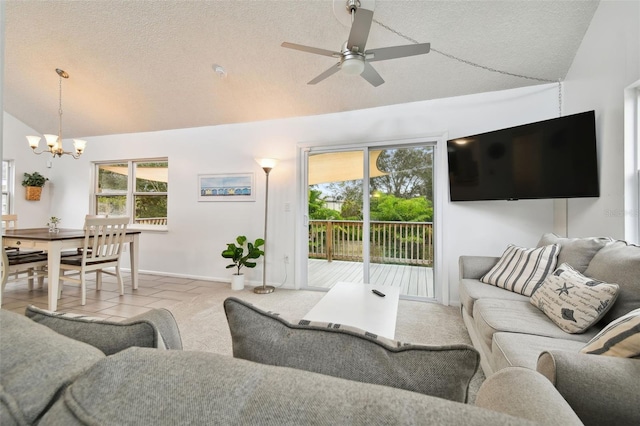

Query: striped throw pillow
[581,308,640,357]
[480,244,559,296]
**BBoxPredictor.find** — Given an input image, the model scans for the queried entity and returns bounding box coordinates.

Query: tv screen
[447,111,599,202]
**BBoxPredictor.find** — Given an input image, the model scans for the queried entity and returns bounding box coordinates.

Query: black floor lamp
[254,158,277,294]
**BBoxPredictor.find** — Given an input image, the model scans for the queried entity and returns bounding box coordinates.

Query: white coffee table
[303,282,400,339]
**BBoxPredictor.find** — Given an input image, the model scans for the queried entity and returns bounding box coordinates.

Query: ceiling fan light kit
[282,0,430,87]
[341,55,365,75]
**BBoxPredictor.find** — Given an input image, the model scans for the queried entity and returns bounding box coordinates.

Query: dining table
[2,228,141,311]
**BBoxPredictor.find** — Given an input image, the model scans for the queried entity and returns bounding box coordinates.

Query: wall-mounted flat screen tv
[447,110,599,202]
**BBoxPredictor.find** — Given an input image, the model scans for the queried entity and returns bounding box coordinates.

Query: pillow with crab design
[530,263,619,334]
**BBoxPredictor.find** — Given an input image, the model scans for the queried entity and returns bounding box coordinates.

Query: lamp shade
[43,134,58,148]
[73,139,87,154]
[27,136,41,149]
[256,158,278,170]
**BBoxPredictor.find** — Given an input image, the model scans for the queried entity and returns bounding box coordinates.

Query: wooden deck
[306,259,434,298]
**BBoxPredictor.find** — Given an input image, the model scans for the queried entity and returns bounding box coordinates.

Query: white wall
[4,83,555,305]
[2,113,53,226]
[562,0,640,239]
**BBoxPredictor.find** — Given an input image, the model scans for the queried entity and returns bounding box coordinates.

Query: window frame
[2,160,14,215]
[92,158,168,231]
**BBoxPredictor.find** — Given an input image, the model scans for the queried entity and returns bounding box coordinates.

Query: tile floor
[1,272,225,321]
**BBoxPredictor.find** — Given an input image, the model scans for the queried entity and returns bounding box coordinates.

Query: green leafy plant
[221,235,265,275]
[21,172,48,187]
[47,216,61,226]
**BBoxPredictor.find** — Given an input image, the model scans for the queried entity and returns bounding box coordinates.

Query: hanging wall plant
[22,172,49,201]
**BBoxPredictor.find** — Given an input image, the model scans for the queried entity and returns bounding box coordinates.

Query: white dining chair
[58,216,129,305]
[2,214,47,289]
[1,245,48,300]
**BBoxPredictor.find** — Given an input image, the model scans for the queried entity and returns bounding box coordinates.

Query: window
[93,159,168,229]
[2,160,14,215]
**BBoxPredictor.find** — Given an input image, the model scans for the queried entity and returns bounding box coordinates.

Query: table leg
[47,241,63,311]
[129,234,139,290]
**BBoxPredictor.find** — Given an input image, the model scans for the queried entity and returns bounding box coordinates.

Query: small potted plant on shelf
[221,235,265,290]
[47,216,61,233]
[21,172,49,201]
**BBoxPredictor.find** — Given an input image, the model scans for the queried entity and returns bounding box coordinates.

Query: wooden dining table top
[3,228,141,241]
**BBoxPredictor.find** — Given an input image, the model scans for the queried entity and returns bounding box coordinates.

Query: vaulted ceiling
[3,0,600,139]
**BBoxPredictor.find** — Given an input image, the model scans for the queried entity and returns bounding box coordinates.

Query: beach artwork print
[198,173,255,202]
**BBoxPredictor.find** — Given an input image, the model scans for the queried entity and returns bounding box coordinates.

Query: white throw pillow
[580,308,640,357]
[480,244,559,296]
[530,263,619,334]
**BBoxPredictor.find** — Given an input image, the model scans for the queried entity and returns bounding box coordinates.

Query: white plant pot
[231,274,244,291]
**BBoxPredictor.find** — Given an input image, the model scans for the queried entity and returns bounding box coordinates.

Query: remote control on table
[371,289,386,297]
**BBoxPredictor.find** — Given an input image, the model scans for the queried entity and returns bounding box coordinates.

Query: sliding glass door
[303,143,436,300]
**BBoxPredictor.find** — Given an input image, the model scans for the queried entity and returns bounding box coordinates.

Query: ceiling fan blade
[367,43,431,62]
[360,62,384,87]
[308,63,341,85]
[281,42,340,58]
[347,8,374,52]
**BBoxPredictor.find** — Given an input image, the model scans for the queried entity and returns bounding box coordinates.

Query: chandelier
[27,68,87,159]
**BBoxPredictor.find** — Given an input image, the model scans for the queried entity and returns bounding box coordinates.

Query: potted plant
[21,172,48,201]
[221,235,265,290]
[47,216,61,233]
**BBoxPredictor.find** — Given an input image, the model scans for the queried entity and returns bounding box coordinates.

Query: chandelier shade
[26,68,87,159]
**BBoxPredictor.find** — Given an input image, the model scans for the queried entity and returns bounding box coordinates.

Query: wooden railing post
[326,221,333,262]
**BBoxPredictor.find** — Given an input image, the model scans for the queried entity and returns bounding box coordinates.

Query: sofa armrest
[475,367,583,425]
[537,351,640,426]
[124,308,183,350]
[25,305,183,355]
[459,256,499,280]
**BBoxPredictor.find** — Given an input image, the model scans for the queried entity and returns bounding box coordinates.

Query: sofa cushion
[480,244,559,296]
[0,310,104,425]
[537,233,611,273]
[529,263,619,333]
[492,332,586,371]
[25,305,182,354]
[584,240,640,324]
[580,307,640,358]
[459,278,530,317]
[224,297,479,402]
[41,347,531,426]
[472,299,599,353]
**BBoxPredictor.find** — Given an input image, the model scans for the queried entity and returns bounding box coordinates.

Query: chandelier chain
[372,18,557,84]
[58,74,64,141]
[558,80,563,117]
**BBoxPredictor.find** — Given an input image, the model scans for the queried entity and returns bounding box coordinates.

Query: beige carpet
[168,283,484,402]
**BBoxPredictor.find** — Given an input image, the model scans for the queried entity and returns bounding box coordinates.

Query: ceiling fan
[281,0,431,87]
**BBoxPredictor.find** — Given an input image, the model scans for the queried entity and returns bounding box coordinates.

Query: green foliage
[221,235,265,275]
[135,195,167,219]
[21,172,48,187]
[370,194,433,222]
[308,189,341,220]
[372,147,433,200]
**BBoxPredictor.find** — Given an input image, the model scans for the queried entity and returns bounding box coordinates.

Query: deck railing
[309,220,433,266]
[135,217,167,225]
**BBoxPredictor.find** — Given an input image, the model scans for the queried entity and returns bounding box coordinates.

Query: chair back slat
[82,217,129,265]
[2,214,18,230]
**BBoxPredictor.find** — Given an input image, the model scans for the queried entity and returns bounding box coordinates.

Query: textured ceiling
[3,0,599,139]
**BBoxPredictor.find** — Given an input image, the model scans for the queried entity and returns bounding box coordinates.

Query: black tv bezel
[447,111,599,202]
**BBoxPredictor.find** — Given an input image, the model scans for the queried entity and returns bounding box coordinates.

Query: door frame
[296,133,449,304]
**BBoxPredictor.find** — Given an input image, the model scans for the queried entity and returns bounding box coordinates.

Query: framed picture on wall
[198,173,256,202]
